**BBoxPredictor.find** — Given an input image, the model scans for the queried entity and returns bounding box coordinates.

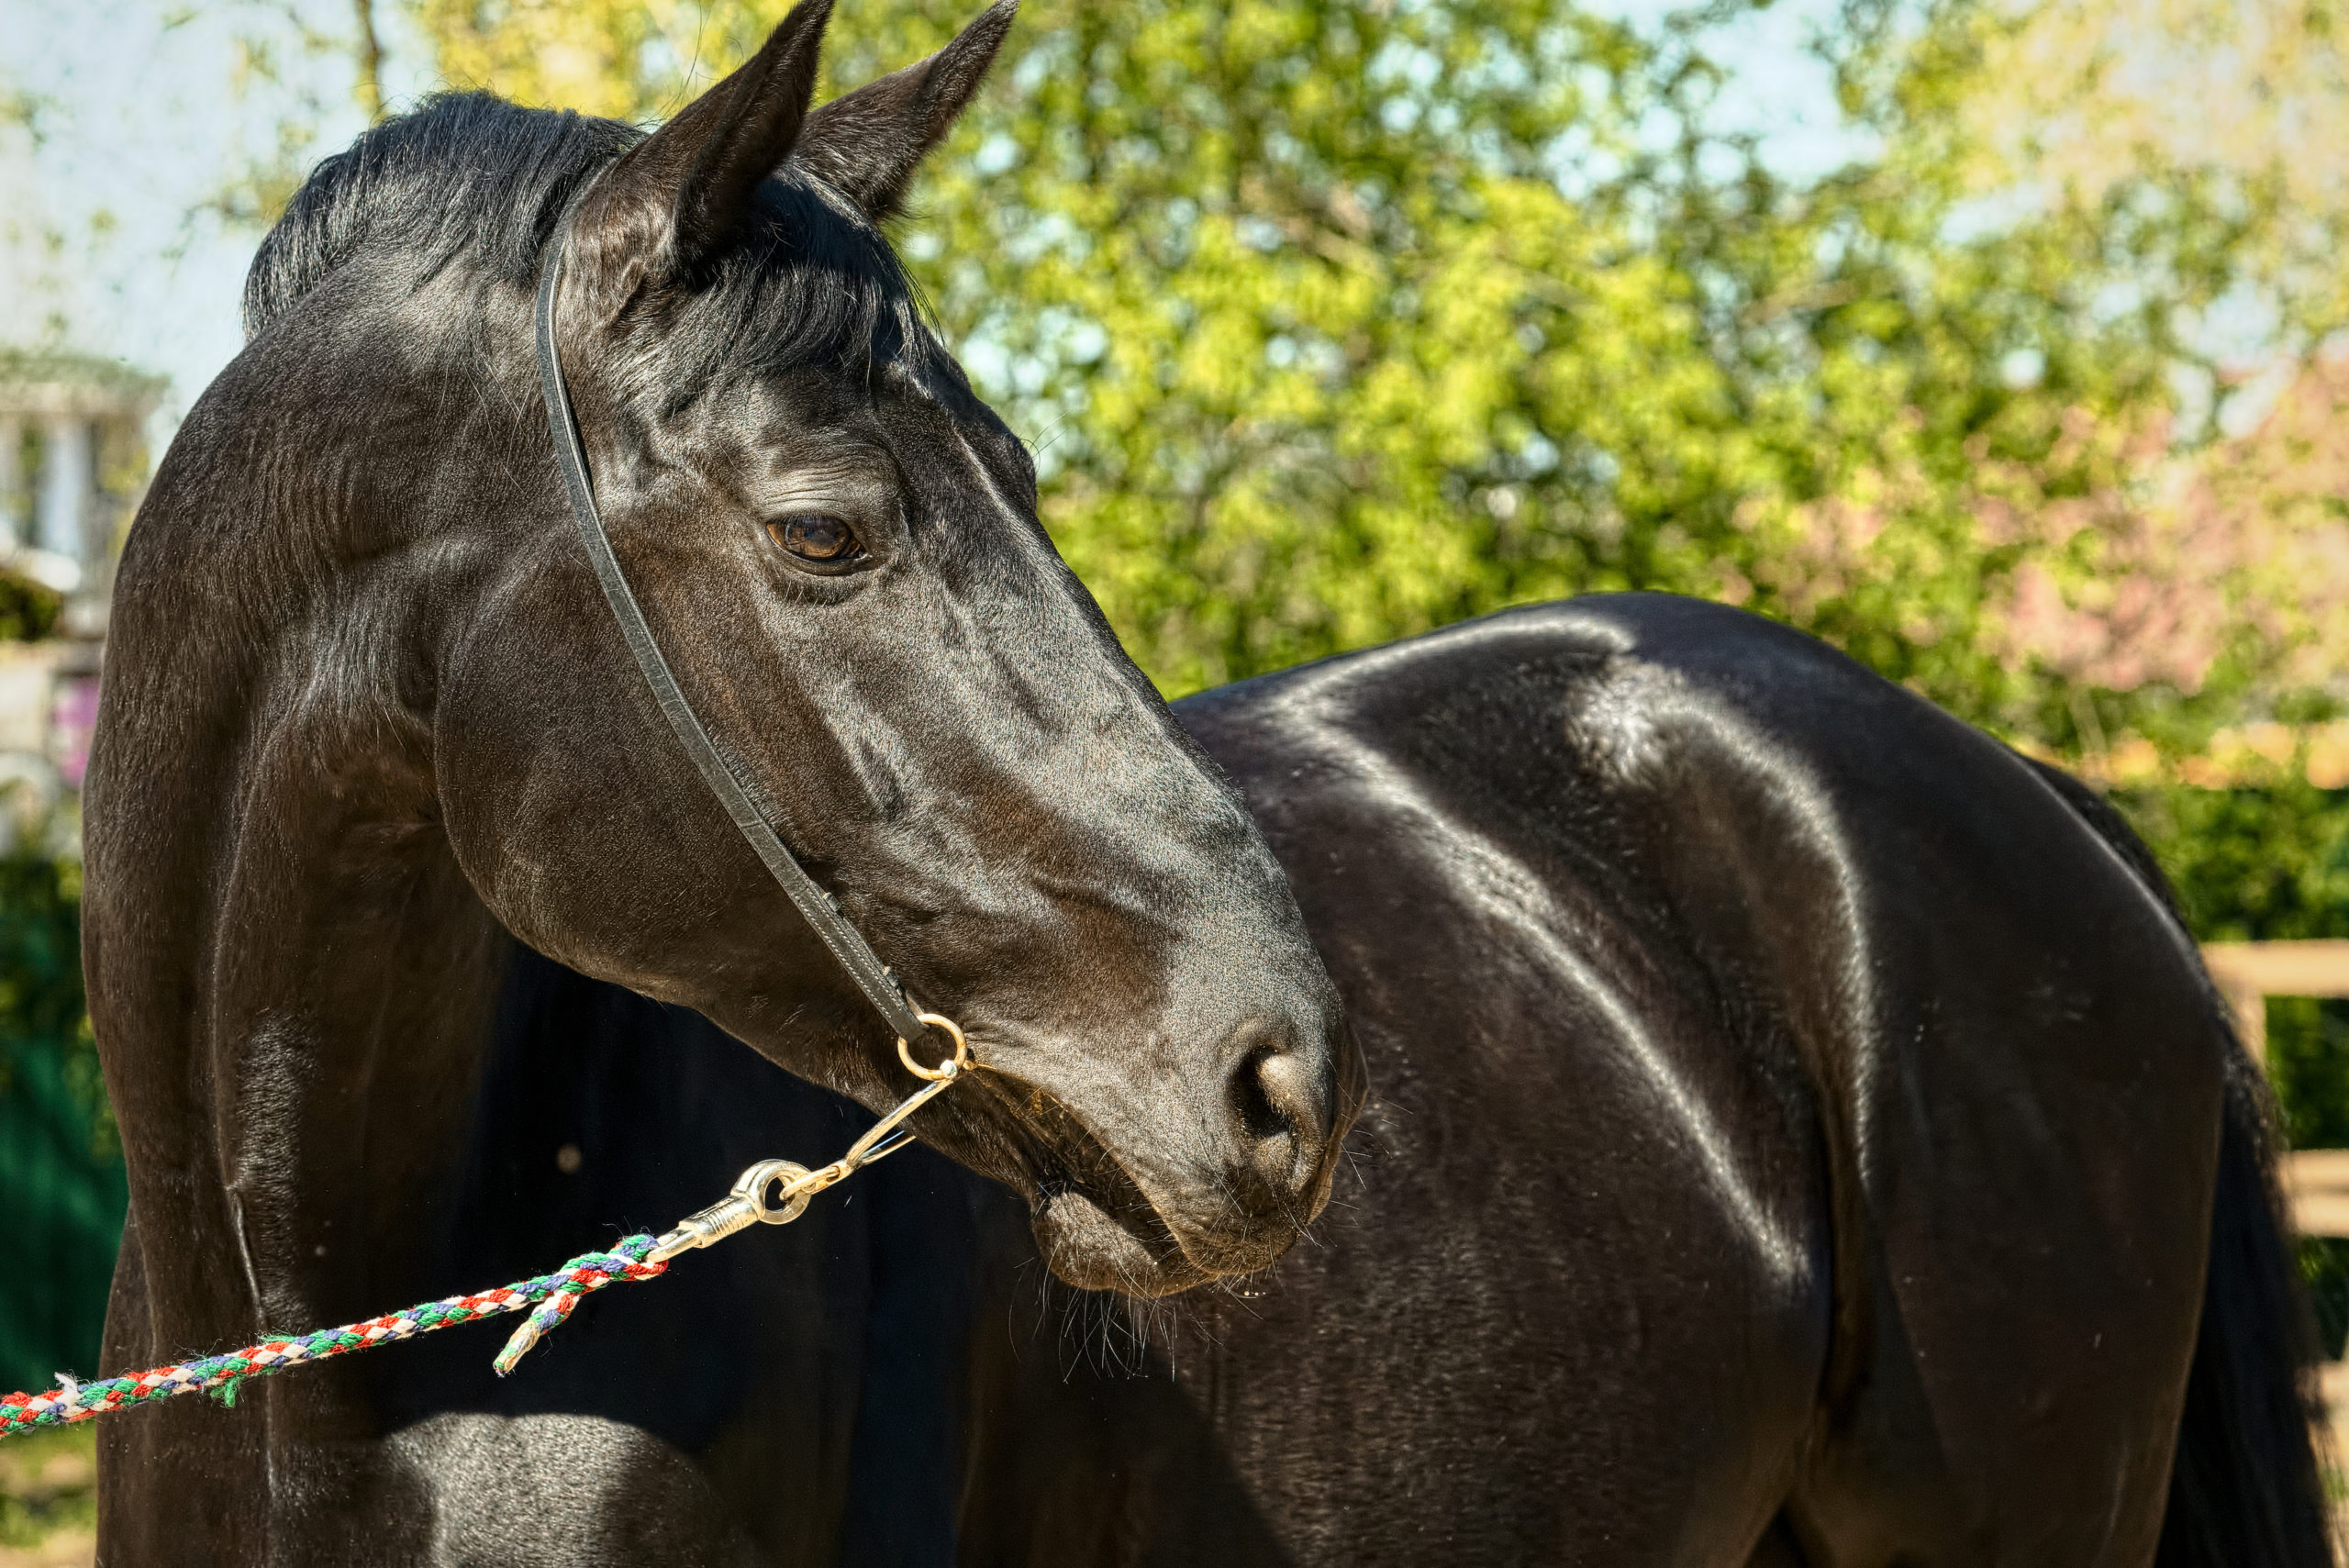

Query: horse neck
[86,298,532,1349]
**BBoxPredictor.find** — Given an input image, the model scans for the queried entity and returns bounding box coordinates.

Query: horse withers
[82,2,1358,1557]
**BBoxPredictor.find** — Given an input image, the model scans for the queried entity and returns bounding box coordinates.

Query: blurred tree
[198,0,394,230]
[369,0,2333,734]
[0,564,62,643]
[408,0,704,119]
[353,0,389,122]
[1952,0,2349,329]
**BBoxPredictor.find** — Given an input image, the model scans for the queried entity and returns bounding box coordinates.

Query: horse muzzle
[984,1010,1367,1296]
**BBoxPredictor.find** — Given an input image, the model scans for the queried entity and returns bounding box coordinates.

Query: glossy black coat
[91,594,2329,1564]
[80,3,2324,1560]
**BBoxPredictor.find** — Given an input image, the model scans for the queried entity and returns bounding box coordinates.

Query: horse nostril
[1228,1042,1326,1187]
[1230,1045,1291,1143]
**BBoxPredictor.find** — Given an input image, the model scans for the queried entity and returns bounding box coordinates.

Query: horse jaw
[1029,1187,1213,1299]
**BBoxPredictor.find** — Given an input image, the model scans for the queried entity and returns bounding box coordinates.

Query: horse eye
[766,514,861,563]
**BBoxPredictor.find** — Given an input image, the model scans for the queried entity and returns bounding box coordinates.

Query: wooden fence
[2200,940,2349,1240]
[2197,941,2349,1449]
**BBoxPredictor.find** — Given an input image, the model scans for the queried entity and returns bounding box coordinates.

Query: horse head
[362,1,1364,1296]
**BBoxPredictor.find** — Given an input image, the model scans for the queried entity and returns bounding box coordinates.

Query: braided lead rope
[0,1018,977,1442]
[0,1238,662,1440]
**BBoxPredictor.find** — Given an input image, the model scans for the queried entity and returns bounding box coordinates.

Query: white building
[0,350,162,799]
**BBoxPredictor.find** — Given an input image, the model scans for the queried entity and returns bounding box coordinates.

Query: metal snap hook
[645,1158,815,1262]
[732,1159,815,1226]
[648,1019,974,1266]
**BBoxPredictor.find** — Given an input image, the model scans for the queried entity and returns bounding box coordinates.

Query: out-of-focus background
[6,0,2349,1554]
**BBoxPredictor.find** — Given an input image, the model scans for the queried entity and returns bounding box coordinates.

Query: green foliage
[2116,784,2349,1147]
[2124,782,2349,945]
[2270,996,2349,1153]
[0,851,123,1397]
[878,1,1865,689]
[384,0,2310,718]
[0,851,96,1134]
[0,570,63,643]
[0,1427,95,1552]
[2110,781,2349,1180]
[2115,784,2349,1352]
[840,0,2266,715]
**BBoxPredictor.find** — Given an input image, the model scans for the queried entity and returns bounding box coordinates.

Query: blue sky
[4,0,1862,444]
[5,0,408,433]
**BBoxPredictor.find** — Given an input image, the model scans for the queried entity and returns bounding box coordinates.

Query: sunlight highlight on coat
[1270,662,1808,1291]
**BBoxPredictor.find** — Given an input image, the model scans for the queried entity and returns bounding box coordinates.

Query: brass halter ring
[896,1012,971,1082]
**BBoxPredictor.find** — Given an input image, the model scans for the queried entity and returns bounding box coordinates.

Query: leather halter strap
[532,194,934,1051]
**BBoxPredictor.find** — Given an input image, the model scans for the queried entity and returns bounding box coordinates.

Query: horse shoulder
[1179,594,2225,1551]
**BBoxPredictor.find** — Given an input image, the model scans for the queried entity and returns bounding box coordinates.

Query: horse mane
[243,91,936,386]
[242,94,627,337]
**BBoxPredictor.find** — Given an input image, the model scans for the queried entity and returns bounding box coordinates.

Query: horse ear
[585,0,832,280]
[794,0,1018,224]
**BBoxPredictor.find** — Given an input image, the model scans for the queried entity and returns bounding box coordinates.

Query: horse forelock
[623,172,945,412]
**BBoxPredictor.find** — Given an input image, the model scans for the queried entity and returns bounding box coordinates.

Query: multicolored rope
[0,1235,665,1440]
[0,1029,975,1443]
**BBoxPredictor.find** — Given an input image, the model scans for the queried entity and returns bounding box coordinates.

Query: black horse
[84,4,2328,1563]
